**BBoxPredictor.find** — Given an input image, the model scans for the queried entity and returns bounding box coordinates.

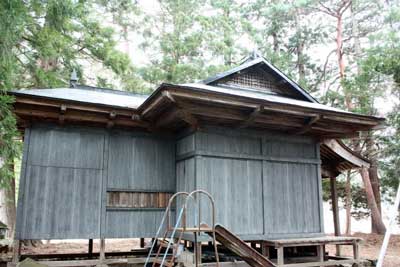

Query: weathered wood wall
[176,127,324,239]
[16,124,175,239]
[16,123,323,240]
[104,130,175,238]
[16,125,105,239]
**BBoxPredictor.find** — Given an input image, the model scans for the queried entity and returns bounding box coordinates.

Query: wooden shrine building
[9,55,384,266]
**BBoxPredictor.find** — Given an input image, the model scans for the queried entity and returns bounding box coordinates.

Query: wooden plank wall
[16,124,176,240]
[16,125,105,239]
[176,126,324,239]
[16,123,322,240]
[103,130,175,238]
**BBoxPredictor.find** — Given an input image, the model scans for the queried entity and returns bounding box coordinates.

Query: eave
[11,93,148,131]
[138,83,385,139]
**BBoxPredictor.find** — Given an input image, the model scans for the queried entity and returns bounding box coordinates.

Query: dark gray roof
[12,85,149,109]
[179,83,358,116]
[201,56,318,103]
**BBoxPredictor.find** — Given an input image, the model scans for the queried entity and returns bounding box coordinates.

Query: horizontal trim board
[106,207,171,212]
[177,150,321,164]
[107,188,175,193]
[28,164,103,171]
[199,126,316,144]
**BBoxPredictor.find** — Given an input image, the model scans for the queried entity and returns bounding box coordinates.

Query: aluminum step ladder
[145,190,220,267]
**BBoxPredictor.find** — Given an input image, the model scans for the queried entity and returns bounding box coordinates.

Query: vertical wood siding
[16,125,176,239]
[17,124,323,240]
[175,127,324,239]
[197,157,264,235]
[105,210,164,238]
[107,132,175,191]
[104,131,175,238]
[16,125,104,239]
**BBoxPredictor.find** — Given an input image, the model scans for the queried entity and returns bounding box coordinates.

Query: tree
[139,0,214,85]
[0,0,26,238]
[0,0,144,238]
[316,0,387,234]
[245,0,328,91]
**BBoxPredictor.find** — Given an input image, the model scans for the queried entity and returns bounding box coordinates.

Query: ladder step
[159,242,178,249]
[152,258,174,267]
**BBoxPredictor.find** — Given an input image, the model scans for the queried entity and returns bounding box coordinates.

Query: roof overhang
[138,83,385,139]
[320,140,370,178]
[10,91,148,130]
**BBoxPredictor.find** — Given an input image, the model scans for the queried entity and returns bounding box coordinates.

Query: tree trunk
[294,9,305,84]
[336,15,345,79]
[360,167,386,234]
[369,158,383,233]
[345,170,352,235]
[0,159,17,239]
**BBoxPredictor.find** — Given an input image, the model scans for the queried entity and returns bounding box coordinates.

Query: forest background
[1,0,400,238]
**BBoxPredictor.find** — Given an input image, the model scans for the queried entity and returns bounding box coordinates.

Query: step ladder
[145,190,220,267]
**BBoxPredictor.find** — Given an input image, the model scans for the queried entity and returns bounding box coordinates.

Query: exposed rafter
[238,106,263,129]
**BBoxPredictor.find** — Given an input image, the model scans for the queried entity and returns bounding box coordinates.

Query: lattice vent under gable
[213,67,288,95]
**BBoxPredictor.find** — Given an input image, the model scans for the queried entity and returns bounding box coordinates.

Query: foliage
[0,0,147,188]
[243,0,329,91]
[2,0,400,224]
[322,178,369,219]
[0,0,26,186]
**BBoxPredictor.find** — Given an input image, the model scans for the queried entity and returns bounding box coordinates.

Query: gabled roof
[201,56,318,103]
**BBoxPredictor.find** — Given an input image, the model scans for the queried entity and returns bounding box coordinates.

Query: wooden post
[194,233,201,266]
[316,245,324,262]
[140,238,145,248]
[88,239,93,257]
[330,177,341,256]
[261,242,269,258]
[277,247,284,266]
[12,240,21,264]
[353,241,360,267]
[99,239,105,263]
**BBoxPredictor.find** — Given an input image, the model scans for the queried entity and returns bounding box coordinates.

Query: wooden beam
[295,115,321,135]
[59,104,67,125]
[180,109,198,130]
[14,95,139,117]
[141,90,176,118]
[107,111,117,129]
[154,107,198,129]
[323,140,370,168]
[330,177,341,256]
[14,106,148,129]
[321,167,340,179]
[169,88,382,127]
[238,106,262,129]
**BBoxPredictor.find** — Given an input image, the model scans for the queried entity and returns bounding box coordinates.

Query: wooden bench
[262,236,362,267]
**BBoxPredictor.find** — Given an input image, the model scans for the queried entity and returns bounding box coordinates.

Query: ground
[325,233,400,267]
[8,233,400,267]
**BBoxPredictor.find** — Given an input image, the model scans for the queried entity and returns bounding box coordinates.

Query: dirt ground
[14,233,400,267]
[325,233,400,267]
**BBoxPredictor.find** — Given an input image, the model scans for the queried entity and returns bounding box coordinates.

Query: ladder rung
[159,242,178,249]
[152,258,174,267]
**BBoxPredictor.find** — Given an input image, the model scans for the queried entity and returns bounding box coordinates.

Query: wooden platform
[262,236,362,267]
